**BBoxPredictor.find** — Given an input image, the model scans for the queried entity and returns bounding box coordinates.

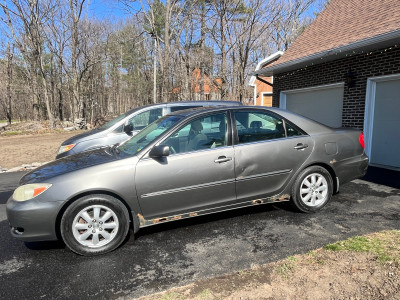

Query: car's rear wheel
[291,166,333,212]
[60,194,130,256]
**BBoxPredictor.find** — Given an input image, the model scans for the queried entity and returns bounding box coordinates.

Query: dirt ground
[138,231,400,300]
[138,251,400,300]
[0,131,82,169]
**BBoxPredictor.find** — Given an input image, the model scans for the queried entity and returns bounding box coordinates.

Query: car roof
[168,106,333,135]
[121,100,241,116]
[167,100,241,106]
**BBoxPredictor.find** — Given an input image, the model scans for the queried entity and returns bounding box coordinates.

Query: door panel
[135,147,236,219]
[234,136,313,201]
[233,110,312,202]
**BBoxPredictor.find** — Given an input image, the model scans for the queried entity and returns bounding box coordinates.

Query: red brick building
[172,68,223,100]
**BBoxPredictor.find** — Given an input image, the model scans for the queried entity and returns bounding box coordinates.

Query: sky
[86,0,325,24]
[0,0,326,54]
[87,0,141,21]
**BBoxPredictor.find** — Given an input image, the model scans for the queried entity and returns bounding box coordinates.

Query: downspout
[256,76,274,87]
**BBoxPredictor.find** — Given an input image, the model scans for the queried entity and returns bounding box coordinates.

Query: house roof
[253,0,400,76]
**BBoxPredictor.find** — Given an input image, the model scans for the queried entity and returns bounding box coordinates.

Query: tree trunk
[6,43,14,125]
[200,1,206,101]
[38,53,55,128]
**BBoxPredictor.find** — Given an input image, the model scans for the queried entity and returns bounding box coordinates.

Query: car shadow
[135,201,294,239]
[24,240,66,251]
[362,166,400,189]
[20,202,294,252]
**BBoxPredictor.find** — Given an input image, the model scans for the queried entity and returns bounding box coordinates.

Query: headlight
[13,184,52,202]
[58,144,75,154]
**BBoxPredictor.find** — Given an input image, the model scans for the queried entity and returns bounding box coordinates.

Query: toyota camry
[7,106,369,255]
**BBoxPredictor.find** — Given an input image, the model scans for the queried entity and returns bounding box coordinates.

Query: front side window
[163,113,228,154]
[129,108,163,130]
[234,111,286,144]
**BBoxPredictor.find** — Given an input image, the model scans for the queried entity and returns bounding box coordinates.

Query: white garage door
[370,79,400,169]
[282,84,344,128]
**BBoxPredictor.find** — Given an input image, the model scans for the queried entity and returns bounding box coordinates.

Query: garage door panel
[285,86,344,128]
[371,79,400,168]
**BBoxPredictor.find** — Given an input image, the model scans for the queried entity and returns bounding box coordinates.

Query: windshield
[118,115,183,155]
[99,110,133,130]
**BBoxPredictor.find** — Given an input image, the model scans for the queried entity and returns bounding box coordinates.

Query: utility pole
[120,42,123,113]
[153,37,157,104]
[6,43,14,125]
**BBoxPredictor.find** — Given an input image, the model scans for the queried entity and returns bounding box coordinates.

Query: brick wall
[272,45,400,129]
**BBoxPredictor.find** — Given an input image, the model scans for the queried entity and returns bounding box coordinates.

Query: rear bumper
[6,197,62,242]
[336,152,369,186]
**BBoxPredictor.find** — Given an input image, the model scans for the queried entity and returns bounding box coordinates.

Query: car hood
[61,128,103,145]
[20,148,122,184]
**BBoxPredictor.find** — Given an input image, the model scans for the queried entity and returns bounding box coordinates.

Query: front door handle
[214,156,232,163]
[294,143,308,150]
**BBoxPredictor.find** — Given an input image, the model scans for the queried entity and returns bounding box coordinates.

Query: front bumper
[6,197,63,242]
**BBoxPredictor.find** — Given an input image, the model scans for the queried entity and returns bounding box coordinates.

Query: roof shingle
[271,0,400,68]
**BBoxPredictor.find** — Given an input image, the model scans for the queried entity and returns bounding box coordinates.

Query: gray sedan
[7,106,369,255]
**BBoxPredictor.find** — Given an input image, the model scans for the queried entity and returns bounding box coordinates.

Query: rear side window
[285,121,306,137]
[234,111,285,144]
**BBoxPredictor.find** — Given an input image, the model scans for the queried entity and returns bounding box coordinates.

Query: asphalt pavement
[0,168,399,299]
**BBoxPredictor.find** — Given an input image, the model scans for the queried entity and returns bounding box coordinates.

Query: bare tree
[68,0,86,120]
[1,0,57,127]
[0,0,322,124]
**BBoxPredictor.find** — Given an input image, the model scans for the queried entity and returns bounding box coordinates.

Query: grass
[275,256,297,279]
[0,128,68,136]
[1,131,24,136]
[325,230,400,263]
[197,289,213,299]
[0,119,18,123]
[159,292,185,300]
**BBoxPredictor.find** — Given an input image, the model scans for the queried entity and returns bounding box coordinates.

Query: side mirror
[149,145,170,158]
[123,121,134,136]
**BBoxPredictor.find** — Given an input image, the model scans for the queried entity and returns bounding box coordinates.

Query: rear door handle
[294,143,308,150]
[214,156,232,163]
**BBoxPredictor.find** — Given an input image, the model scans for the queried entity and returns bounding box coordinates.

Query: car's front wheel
[291,166,333,212]
[60,194,130,256]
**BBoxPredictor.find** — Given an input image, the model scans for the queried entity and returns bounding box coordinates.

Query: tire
[60,194,130,256]
[291,166,333,213]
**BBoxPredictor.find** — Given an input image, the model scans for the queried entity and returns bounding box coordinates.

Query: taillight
[359,132,365,149]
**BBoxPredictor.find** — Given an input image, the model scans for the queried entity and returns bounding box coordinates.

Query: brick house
[249,52,282,106]
[252,0,400,170]
[172,68,223,101]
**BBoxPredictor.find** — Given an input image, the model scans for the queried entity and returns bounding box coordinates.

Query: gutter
[249,51,283,104]
[252,29,400,76]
